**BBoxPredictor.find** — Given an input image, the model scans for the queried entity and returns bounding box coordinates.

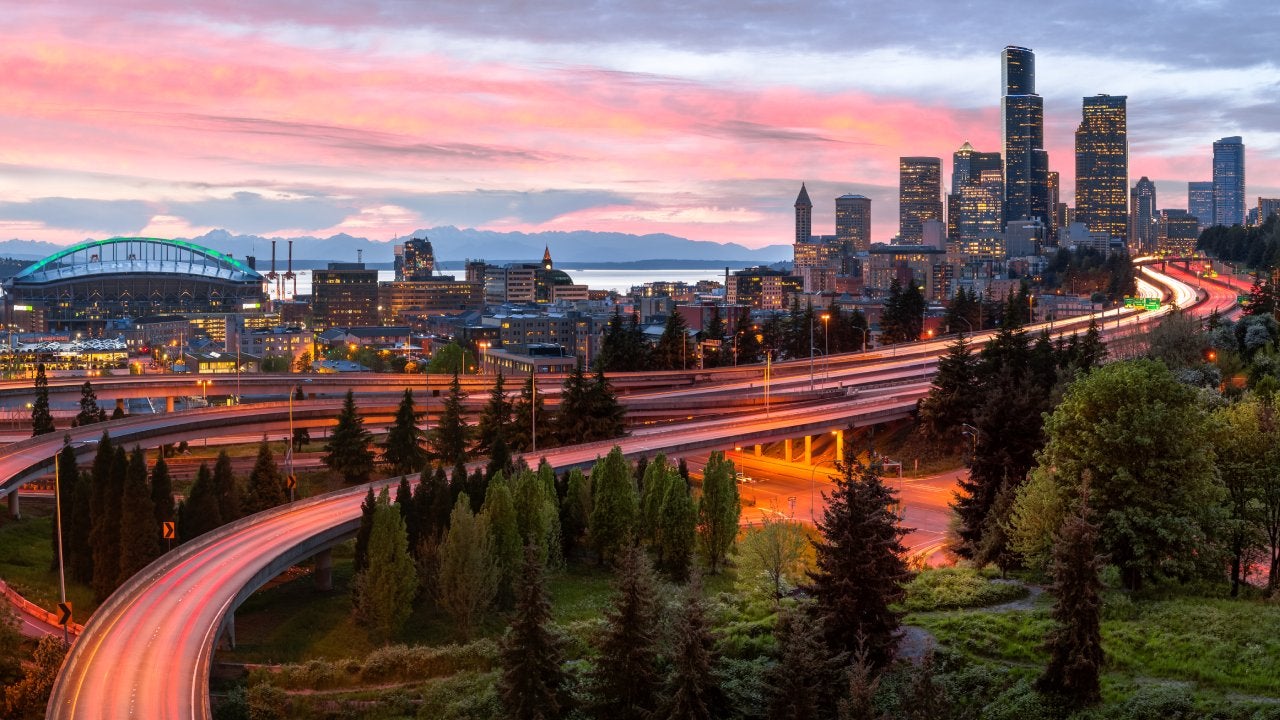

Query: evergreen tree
[511,374,552,452]
[383,389,426,475]
[587,367,626,442]
[85,430,116,585]
[394,476,417,550]
[68,447,94,584]
[73,380,106,427]
[806,456,910,670]
[915,333,980,444]
[765,605,845,720]
[482,474,522,608]
[837,649,885,720]
[324,390,374,484]
[638,454,671,545]
[701,308,728,368]
[733,312,762,365]
[437,494,499,640]
[589,446,638,564]
[211,450,241,523]
[91,445,128,601]
[560,468,591,556]
[430,372,471,465]
[656,474,696,581]
[487,434,513,479]
[476,372,514,456]
[554,361,593,444]
[498,544,570,720]
[353,489,418,643]
[31,363,55,436]
[662,574,723,720]
[655,310,692,370]
[243,440,287,515]
[182,463,222,541]
[51,442,77,572]
[354,487,377,575]
[595,308,630,372]
[697,451,740,573]
[466,467,489,514]
[1035,494,1105,706]
[117,446,159,586]
[588,542,661,720]
[899,652,951,720]
[150,452,174,529]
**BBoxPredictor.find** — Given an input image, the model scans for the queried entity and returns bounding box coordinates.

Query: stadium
[3,236,266,334]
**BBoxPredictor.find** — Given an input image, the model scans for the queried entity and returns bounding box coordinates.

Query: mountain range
[0,227,791,266]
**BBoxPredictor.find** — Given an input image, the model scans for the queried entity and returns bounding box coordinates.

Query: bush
[1115,684,1197,720]
[416,670,501,720]
[901,568,1029,612]
[361,640,498,683]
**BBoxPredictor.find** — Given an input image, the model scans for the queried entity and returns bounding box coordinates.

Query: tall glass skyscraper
[899,157,943,243]
[1129,177,1157,254]
[1188,181,1214,232]
[948,142,1003,243]
[1212,136,1246,227]
[1074,94,1128,240]
[1001,46,1050,229]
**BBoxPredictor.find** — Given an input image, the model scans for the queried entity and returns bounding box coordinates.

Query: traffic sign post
[162,521,176,539]
[57,601,72,627]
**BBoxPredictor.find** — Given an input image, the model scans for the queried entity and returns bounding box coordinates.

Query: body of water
[266,267,742,300]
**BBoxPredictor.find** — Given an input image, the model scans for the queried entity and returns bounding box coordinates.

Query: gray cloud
[0,197,154,234]
[167,192,357,234]
[388,189,630,225]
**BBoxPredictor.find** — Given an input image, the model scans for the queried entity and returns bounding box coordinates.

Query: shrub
[901,568,1029,612]
[416,671,502,720]
[1116,684,1197,720]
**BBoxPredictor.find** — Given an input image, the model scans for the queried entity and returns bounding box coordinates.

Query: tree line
[1197,212,1280,270]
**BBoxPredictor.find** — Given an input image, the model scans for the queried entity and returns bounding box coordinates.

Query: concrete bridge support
[804,435,812,465]
[834,430,844,463]
[314,549,333,591]
[784,438,794,463]
[165,396,175,413]
[753,444,762,457]
[6,492,18,519]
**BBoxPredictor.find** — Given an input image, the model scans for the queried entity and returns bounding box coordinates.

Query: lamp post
[755,333,770,418]
[808,312,815,391]
[960,423,978,459]
[820,313,830,384]
[54,442,68,645]
[950,315,973,336]
[852,326,868,353]
[477,341,489,375]
[530,371,538,454]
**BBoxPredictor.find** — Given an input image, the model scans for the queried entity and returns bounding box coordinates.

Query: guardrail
[0,578,83,635]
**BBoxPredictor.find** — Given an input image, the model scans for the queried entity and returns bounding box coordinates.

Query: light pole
[960,423,978,459]
[820,313,830,384]
[852,326,868,353]
[950,315,972,336]
[756,333,770,418]
[478,341,489,375]
[530,371,538,454]
[808,311,815,391]
[54,442,69,645]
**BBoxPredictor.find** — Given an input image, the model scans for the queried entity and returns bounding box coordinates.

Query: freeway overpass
[45,263,1217,719]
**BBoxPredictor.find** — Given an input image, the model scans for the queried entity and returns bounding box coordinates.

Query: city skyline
[1,2,1277,249]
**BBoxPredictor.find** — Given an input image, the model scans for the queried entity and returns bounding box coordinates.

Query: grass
[898,567,1029,612]
[0,500,98,616]
[911,590,1280,700]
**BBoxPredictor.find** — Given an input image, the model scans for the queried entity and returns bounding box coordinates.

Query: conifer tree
[586,368,626,441]
[554,361,592,444]
[85,431,116,585]
[243,440,287,515]
[482,473,522,607]
[428,464,453,538]
[697,451,740,573]
[324,390,374,483]
[511,469,552,566]
[430,372,471,465]
[182,463,222,541]
[588,542,662,720]
[733,313,762,365]
[31,363,55,436]
[560,468,591,556]
[353,489,417,643]
[476,372,513,457]
[511,374,553,452]
[211,450,241,523]
[394,476,416,548]
[899,652,950,720]
[638,454,671,545]
[806,455,910,670]
[498,544,570,720]
[466,467,489,513]
[354,487,377,575]
[655,310,692,370]
[1036,495,1104,706]
[589,446,638,564]
[837,648,885,720]
[662,574,723,720]
[117,446,159,586]
[487,434,513,479]
[437,494,499,640]
[51,442,77,572]
[916,333,980,444]
[383,388,426,475]
[72,380,106,427]
[765,605,845,720]
[91,445,128,601]
[150,452,174,529]
[701,309,728,368]
[537,460,564,570]
[68,446,94,583]
[656,475,696,581]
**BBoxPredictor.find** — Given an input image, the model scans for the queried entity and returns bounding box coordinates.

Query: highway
[44,262,1218,719]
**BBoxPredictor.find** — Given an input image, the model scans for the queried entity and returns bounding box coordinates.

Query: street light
[851,326,868,353]
[820,313,830,384]
[808,311,815,391]
[477,341,490,375]
[960,423,978,459]
[53,441,69,645]
[756,333,771,418]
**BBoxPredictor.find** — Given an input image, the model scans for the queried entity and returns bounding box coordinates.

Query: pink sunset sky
[1,1,1276,251]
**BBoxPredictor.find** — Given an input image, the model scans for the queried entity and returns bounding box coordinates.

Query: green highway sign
[1144,298,1159,310]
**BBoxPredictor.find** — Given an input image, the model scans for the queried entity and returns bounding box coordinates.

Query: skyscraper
[1001,46,1050,229]
[899,157,943,243]
[395,237,436,281]
[1129,177,1157,254]
[1213,136,1246,227]
[794,183,813,245]
[1047,171,1061,243]
[835,194,872,253]
[1074,94,1128,240]
[947,142,1003,245]
[1188,181,1214,232]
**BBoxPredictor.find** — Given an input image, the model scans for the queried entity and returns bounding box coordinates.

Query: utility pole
[54,443,68,645]
[530,371,537,455]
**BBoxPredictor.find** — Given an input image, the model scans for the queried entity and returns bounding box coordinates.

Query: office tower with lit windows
[1074,95,1128,240]
[948,142,1002,240]
[1130,177,1157,254]
[1001,46,1050,229]
[835,194,872,253]
[1259,198,1280,226]
[1213,136,1246,227]
[1188,181,1214,232]
[394,237,436,281]
[899,157,943,243]
[1046,171,1061,243]
[794,183,813,245]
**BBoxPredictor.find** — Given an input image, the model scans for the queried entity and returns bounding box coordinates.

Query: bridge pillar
[804,435,812,465]
[784,438,794,463]
[165,396,175,413]
[834,431,844,463]
[314,548,333,591]
[754,444,762,457]
[115,398,125,414]
[223,611,236,649]
[6,492,18,519]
